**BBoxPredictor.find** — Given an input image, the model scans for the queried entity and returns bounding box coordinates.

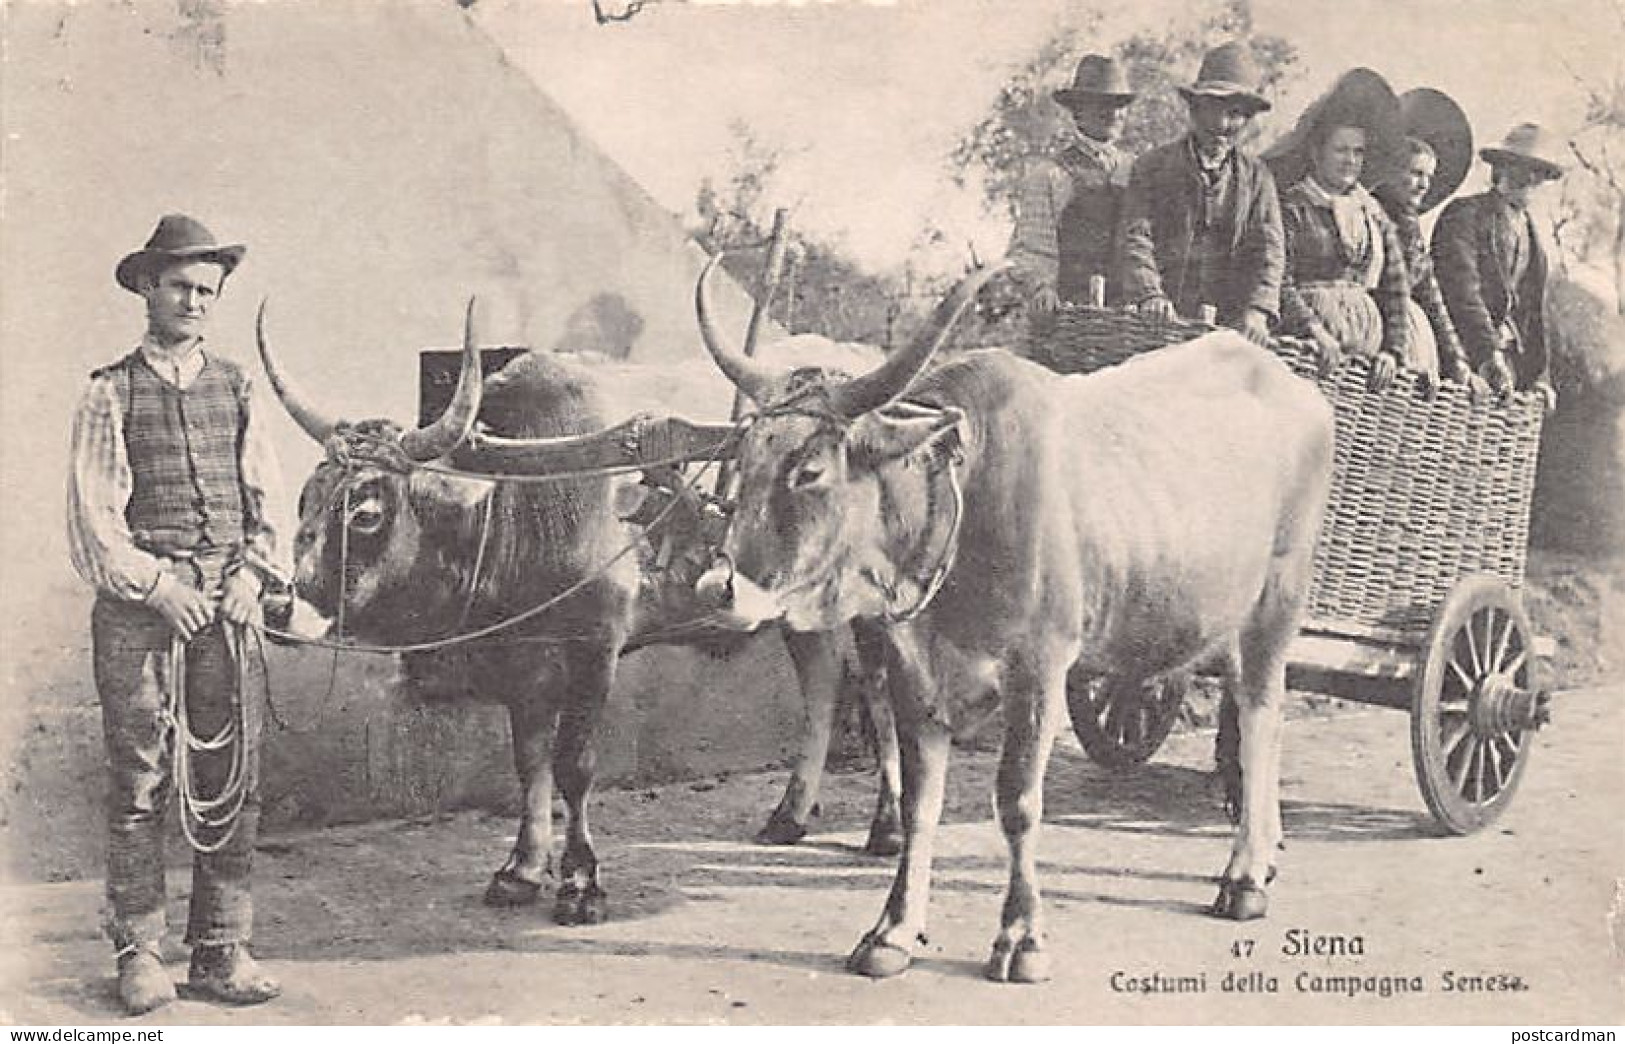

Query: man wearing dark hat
[1117,41,1285,345]
[1432,123,1565,409]
[68,214,283,1013]
[1005,54,1137,313]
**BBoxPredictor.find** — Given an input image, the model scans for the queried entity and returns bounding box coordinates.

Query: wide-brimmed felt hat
[1054,54,1136,109]
[1392,88,1473,213]
[115,213,246,294]
[1263,67,1404,191]
[1480,122,1566,181]
[1177,42,1271,114]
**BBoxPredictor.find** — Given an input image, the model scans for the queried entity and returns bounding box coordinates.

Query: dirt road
[4,686,1621,1026]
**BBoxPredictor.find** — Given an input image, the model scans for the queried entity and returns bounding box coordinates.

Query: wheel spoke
[1448,734,1473,793]
[1463,616,1484,676]
[1441,719,1472,758]
[1103,692,1128,742]
[1491,610,1514,674]
[1479,610,1497,675]
[1123,701,1144,747]
[1447,655,1477,693]
[1494,733,1520,772]
[1471,740,1488,802]
[1502,648,1528,681]
[1482,740,1504,796]
[1090,682,1112,724]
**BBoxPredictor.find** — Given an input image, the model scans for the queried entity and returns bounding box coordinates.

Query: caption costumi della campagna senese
[1108,930,1530,998]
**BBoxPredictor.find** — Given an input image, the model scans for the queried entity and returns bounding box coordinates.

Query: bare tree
[690,123,915,346]
[590,0,671,25]
[1563,3,1625,313]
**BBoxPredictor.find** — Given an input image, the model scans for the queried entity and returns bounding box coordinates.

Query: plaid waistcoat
[1055,141,1130,305]
[100,351,248,553]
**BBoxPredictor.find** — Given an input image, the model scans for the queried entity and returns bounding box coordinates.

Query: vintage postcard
[1,0,1621,1028]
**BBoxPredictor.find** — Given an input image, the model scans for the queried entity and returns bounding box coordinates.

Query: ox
[256,302,987,920]
[692,258,1334,981]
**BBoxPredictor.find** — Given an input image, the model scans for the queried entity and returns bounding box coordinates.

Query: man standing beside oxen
[68,215,283,1014]
[1432,123,1566,410]
[1004,54,1137,316]
[1117,42,1285,344]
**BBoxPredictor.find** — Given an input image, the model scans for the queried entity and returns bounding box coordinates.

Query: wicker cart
[1027,307,1554,835]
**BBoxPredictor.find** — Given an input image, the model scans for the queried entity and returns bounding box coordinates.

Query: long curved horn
[695,252,780,405]
[257,298,339,444]
[828,260,1011,418]
[401,297,484,462]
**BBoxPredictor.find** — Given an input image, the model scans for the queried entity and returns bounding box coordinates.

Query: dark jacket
[1430,189,1550,388]
[1117,136,1285,326]
[1278,179,1411,360]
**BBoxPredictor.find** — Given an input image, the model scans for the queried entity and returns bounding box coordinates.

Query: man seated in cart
[1431,123,1566,411]
[1002,54,1137,318]
[1116,42,1285,345]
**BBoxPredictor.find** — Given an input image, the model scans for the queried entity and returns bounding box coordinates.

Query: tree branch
[1571,137,1624,196]
[591,0,666,25]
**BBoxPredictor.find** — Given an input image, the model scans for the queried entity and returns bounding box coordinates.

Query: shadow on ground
[20,731,1437,1021]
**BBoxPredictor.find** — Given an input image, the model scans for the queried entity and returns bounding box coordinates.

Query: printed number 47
[1230,939,1255,959]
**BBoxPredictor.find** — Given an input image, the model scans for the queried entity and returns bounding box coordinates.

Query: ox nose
[695,556,736,612]
[695,556,782,632]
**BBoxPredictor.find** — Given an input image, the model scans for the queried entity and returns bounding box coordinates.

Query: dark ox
[257,303,911,924]
[692,258,1335,982]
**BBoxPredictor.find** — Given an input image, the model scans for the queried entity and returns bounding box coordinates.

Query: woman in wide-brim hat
[1371,89,1479,395]
[1267,68,1414,391]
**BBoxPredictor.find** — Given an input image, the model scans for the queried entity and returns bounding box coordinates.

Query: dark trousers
[92,556,262,953]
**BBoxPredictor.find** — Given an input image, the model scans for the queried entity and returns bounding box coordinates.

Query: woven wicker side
[1035,307,1546,637]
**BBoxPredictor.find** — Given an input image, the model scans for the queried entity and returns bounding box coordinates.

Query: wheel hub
[1470,673,1551,736]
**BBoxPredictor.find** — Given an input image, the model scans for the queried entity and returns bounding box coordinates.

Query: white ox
[692,258,1335,982]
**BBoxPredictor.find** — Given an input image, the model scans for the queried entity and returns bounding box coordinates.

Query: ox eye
[788,461,826,490]
[348,502,385,535]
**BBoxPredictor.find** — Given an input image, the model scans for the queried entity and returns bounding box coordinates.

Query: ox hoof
[552,882,609,925]
[755,813,809,847]
[863,819,903,858]
[483,868,543,907]
[1209,878,1269,921]
[846,933,917,979]
[985,938,1051,984]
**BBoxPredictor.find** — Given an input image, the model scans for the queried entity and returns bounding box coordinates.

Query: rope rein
[165,625,253,855]
[883,444,965,623]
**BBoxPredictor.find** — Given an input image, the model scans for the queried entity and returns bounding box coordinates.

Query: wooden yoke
[470,414,738,475]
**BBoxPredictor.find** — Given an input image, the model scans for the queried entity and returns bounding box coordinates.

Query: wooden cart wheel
[1067,669,1188,770]
[1411,575,1550,835]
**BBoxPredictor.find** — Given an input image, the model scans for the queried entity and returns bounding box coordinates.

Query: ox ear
[848,406,964,469]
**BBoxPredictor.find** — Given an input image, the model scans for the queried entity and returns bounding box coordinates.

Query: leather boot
[186,944,281,1005]
[116,947,175,1016]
